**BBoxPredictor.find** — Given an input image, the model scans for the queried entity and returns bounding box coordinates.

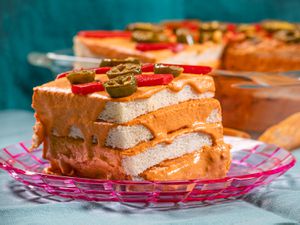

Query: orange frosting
[95,98,221,147]
[141,142,231,181]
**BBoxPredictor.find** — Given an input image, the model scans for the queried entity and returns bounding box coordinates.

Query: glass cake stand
[0,137,295,206]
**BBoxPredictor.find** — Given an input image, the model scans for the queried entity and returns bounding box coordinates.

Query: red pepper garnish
[78,30,132,38]
[227,23,237,32]
[136,43,184,53]
[142,63,154,72]
[71,81,104,95]
[165,20,200,31]
[136,74,174,87]
[95,67,111,74]
[255,23,262,32]
[142,63,211,74]
[56,72,69,79]
[141,63,211,75]
[180,20,200,30]
[163,64,212,74]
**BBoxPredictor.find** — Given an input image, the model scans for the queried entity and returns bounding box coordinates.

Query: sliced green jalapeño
[154,64,183,77]
[104,74,137,98]
[176,28,194,44]
[132,31,169,43]
[262,20,296,33]
[67,70,95,84]
[126,23,163,32]
[99,57,140,67]
[274,30,300,43]
[106,63,142,79]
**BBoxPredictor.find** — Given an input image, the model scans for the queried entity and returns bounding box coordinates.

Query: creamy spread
[141,142,231,181]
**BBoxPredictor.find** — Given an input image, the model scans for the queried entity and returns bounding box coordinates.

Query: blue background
[1,0,300,110]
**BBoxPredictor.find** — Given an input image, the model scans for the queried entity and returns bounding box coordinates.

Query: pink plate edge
[0,138,296,185]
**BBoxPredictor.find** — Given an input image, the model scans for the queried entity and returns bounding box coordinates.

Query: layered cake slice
[32,60,231,180]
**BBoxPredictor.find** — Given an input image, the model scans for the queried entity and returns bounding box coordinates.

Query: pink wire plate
[0,137,296,205]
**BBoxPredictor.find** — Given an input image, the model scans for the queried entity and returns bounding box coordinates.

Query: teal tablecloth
[0,110,300,225]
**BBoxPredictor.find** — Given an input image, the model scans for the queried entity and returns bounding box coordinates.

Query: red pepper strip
[226,23,237,32]
[142,63,154,72]
[56,71,69,79]
[255,24,262,32]
[141,63,212,74]
[180,20,200,30]
[165,20,199,31]
[71,82,104,95]
[136,74,174,87]
[95,67,111,74]
[77,30,132,38]
[136,43,184,53]
[162,64,212,74]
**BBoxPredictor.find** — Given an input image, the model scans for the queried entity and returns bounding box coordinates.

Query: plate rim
[0,138,296,185]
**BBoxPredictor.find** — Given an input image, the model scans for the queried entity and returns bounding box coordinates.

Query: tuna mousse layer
[32,60,231,181]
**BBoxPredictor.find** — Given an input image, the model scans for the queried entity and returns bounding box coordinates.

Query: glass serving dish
[212,72,300,136]
[28,50,300,136]
[0,137,295,206]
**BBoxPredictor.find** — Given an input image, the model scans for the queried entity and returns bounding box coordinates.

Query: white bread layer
[122,132,212,177]
[106,125,153,149]
[105,108,221,149]
[99,85,214,123]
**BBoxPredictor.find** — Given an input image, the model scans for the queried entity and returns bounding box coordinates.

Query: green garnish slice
[126,23,163,32]
[154,64,184,77]
[132,31,169,43]
[200,21,226,32]
[199,30,223,43]
[212,30,223,43]
[104,74,137,98]
[199,31,212,43]
[99,57,140,67]
[106,63,142,79]
[238,24,256,39]
[274,30,300,43]
[262,20,296,33]
[176,28,194,44]
[66,70,95,84]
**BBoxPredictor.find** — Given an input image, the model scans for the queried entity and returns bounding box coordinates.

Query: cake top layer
[75,35,224,59]
[34,64,214,103]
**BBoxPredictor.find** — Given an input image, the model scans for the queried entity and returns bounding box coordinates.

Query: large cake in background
[74,21,227,68]
[73,20,300,72]
[222,20,300,72]
[31,61,231,180]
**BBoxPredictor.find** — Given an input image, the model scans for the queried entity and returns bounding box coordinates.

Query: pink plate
[0,137,296,205]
